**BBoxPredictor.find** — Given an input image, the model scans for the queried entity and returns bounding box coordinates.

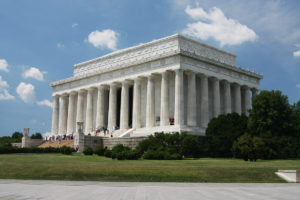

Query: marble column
[132,79,141,129]
[120,81,129,130]
[251,88,258,104]
[233,83,242,115]
[200,75,209,128]
[96,86,105,129]
[76,90,85,129]
[85,88,94,134]
[244,86,251,116]
[187,71,197,126]
[59,95,68,135]
[212,78,221,117]
[108,84,117,131]
[224,80,231,114]
[51,95,59,135]
[160,72,169,126]
[174,69,184,126]
[66,92,76,134]
[146,75,155,128]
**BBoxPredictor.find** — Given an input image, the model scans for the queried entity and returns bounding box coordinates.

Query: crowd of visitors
[45,134,74,142]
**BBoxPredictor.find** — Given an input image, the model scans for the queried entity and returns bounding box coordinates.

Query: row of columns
[51,69,257,135]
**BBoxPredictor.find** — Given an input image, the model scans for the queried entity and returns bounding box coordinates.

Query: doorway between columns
[116,86,133,129]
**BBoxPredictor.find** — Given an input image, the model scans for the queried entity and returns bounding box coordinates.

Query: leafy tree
[247,90,300,159]
[0,136,13,148]
[248,90,295,138]
[12,132,23,142]
[232,133,264,161]
[30,132,43,139]
[203,113,248,157]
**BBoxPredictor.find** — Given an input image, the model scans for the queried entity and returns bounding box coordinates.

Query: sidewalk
[0,179,299,200]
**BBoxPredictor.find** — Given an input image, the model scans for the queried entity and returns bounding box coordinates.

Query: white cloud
[56,43,65,49]
[293,51,300,57]
[0,76,9,88]
[16,82,35,103]
[296,84,300,88]
[72,23,78,28]
[182,5,258,46]
[87,29,118,50]
[0,59,9,72]
[37,99,53,108]
[0,76,14,100]
[295,44,300,47]
[22,67,45,81]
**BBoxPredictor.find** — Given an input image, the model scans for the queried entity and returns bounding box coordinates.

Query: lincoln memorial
[50,34,263,137]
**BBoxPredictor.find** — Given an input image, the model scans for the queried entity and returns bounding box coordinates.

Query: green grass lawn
[0,153,299,182]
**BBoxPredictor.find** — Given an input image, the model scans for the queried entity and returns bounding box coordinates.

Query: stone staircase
[96,129,133,138]
[38,140,74,148]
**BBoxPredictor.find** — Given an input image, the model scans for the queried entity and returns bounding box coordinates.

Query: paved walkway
[0,179,299,200]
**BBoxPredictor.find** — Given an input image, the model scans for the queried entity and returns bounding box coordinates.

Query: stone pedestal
[74,122,85,153]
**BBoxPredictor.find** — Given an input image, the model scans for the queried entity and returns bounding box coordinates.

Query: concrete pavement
[0,179,299,200]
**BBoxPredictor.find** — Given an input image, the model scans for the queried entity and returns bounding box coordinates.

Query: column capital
[209,76,219,81]
[87,87,96,92]
[147,74,155,81]
[52,94,60,99]
[121,80,131,86]
[78,89,87,95]
[184,70,195,76]
[251,88,258,92]
[134,78,142,84]
[232,82,240,87]
[198,73,207,78]
[60,93,69,98]
[241,85,250,90]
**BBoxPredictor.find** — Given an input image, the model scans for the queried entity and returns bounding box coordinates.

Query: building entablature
[50,34,262,89]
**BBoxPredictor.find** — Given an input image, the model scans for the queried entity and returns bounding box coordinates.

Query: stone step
[38,140,74,148]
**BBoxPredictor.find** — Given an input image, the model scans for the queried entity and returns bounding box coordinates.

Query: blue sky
[0,0,300,137]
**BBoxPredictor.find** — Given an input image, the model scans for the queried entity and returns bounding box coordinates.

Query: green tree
[203,113,248,157]
[30,132,43,139]
[232,133,265,161]
[248,90,295,138]
[11,132,23,142]
[248,90,300,159]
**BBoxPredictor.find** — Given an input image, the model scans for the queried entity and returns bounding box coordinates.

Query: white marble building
[50,34,263,137]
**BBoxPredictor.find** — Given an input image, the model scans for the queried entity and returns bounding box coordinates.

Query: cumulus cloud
[87,29,118,50]
[22,67,45,81]
[0,59,9,72]
[0,76,14,100]
[293,51,300,57]
[37,99,53,108]
[16,82,35,103]
[56,43,65,49]
[182,5,258,46]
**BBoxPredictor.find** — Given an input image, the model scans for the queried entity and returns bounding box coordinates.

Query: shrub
[83,147,94,155]
[181,135,201,158]
[125,149,140,160]
[232,133,265,161]
[104,149,112,158]
[60,146,74,155]
[143,149,181,160]
[0,146,62,154]
[94,147,106,156]
[204,113,248,157]
[111,144,130,159]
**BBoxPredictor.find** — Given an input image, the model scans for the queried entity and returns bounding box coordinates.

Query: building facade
[50,34,263,137]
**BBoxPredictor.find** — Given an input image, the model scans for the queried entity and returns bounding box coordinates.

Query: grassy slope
[0,154,299,182]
